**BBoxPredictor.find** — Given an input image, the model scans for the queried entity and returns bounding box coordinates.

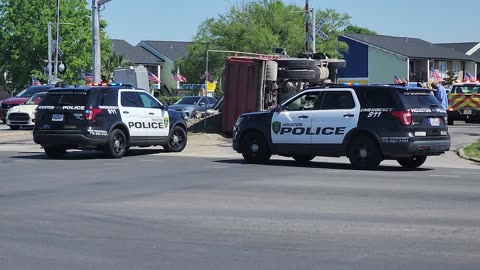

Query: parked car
[6,92,47,130]
[0,85,53,124]
[169,96,217,119]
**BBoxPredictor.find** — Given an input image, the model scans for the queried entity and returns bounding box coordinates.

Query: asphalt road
[0,122,479,270]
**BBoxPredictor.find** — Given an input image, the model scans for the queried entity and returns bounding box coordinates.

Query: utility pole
[54,0,60,82]
[92,0,112,84]
[47,22,53,84]
[92,0,101,83]
[305,0,309,54]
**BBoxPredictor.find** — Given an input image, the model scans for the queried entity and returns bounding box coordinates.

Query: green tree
[103,51,131,82]
[0,0,111,90]
[344,24,377,35]
[178,0,352,84]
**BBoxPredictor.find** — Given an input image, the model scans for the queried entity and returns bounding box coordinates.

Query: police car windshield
[174,96,201,105]
[451,85,480,94]
[400,91,441,108]
[40,90,90,107]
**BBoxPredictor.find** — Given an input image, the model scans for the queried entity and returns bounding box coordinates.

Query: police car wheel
[240,131,271,164]
[347,136,382,170]
[106,129,127,158]
[396,155,427,169]
[292,155,315,163]
[1,119,5,124]
[44,146,66,158]
[164,126,187,152]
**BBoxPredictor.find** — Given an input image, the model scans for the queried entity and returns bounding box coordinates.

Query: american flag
[171,72,187,82]
[83,71,93,82]
[464,71,476,82]
[393,75,402,84]
[32,76,41,86]
[148,71,160,83]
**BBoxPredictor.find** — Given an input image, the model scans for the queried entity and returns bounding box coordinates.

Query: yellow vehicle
[447,82,480,125]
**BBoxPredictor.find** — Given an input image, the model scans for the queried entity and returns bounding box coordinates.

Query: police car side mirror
[274,105,283,112]
[162,104,168,110]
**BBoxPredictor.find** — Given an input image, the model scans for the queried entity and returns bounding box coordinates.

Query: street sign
[316,18,326,28]
[57,47,63,57]
[315,28,328,41]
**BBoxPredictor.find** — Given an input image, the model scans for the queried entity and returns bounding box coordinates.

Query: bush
[464,140,480,159]
[158,96,181,105]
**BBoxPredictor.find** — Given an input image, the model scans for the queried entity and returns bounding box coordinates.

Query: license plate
[429,117,440,126]
[464,109,472,115]
[52,114,64,122]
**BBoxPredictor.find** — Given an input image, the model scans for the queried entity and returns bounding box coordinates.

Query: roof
[111,39,163,65]
[342,34,480,62]
[436,42,480,59]
[139,41,191,61]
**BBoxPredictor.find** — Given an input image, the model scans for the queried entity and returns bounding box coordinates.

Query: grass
[464,140,480,159]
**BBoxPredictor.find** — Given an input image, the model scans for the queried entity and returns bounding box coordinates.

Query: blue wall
[338,37,368,78]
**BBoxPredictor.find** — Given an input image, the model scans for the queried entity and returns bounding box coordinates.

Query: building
[338,34,480,84]
[111,39,191,95]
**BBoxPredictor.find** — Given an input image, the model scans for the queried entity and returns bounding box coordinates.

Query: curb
[458,147,480,163]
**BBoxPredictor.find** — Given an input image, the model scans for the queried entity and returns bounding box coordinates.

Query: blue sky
[91,0,479,45]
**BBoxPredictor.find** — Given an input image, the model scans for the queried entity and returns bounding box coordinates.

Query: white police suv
[33,84,187,158]
[233,84,451,170]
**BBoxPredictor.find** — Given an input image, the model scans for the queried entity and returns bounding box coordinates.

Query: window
[356,87,399,108]
[138,92,162,109]
[452,61,461,76]
[283,91,322,111]
[121,92,142,107]
[40,91,89,106]
[320,91,355,110]
[438,61,447,78]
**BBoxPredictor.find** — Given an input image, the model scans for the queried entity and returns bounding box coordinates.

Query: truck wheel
[164,126,187,152]
[44,146,66,158]
[277,69,315,80]
[448,118,453,125]
[241,131,271,164]
[105,129,127,158]
[292,155,315,163]
[327,59,347,69]
[347,136,382,170]
[276,59,316,69]
[397,156,427,169]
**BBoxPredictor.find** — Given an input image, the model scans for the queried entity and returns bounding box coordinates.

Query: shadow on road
[9,149,166,160]
[215,159,433,172]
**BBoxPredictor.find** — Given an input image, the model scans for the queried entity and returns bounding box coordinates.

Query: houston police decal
[272,121,281,134]
[163,117,169,127]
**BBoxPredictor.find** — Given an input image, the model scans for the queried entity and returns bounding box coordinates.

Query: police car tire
[347,136,382,170]
[105,129,127,158]
[1,119,5,124]
[44,146,66,158]
[164,126,187,152]
[240,131,271,164]
[396,155,427,169]
[292,155,315,163]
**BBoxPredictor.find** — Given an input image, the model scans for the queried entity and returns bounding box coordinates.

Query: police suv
[33,84,187,158]
[233,84,451,170]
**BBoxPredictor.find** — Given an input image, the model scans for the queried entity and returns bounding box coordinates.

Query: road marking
[429,174,461,178]
[103,163,128,166]
[451,171,479,175]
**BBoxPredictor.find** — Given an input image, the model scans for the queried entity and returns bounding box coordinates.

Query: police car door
[271,91,321,144]
[138,92,169,142]
[119,90,149,140]
[310,89,360,144]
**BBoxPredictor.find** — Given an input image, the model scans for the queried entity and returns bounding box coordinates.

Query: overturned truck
[221,56,346,134]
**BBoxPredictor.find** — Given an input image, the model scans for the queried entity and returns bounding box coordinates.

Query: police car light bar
[86,83,133,87]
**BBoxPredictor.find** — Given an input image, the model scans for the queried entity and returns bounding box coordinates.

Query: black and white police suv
[33,84,187,158]
[233,84,451,170]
